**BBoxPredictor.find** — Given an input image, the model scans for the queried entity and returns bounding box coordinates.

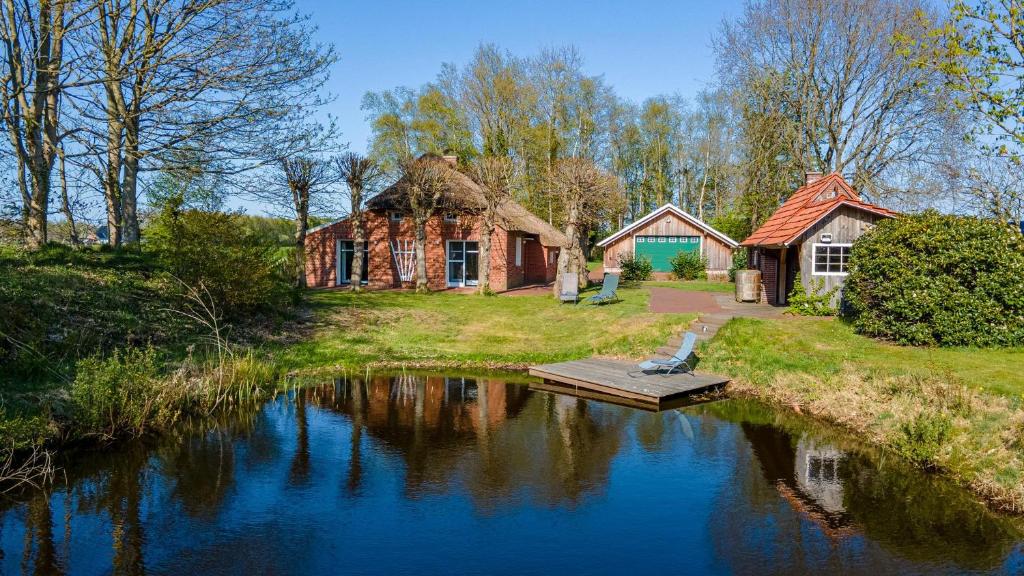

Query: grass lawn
[702,317,1024,398]
[276,286,696,372]
[643,280,735,293]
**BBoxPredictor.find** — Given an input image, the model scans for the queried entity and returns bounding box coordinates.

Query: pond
[3,373,1023,575]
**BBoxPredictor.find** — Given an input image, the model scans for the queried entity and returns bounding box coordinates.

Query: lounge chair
[584,273,619,304]
[630,332,698,377]
[559,272,579,303]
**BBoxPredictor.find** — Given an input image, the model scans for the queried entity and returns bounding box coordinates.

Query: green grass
[642,280,735,293]
[276,287,696,372]
[702,317,1024,398]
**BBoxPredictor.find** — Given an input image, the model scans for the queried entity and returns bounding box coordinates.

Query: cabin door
[446,241,479,287]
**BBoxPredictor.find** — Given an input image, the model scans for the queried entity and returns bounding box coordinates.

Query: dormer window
[390,211,402,222]
[443,212,457,223]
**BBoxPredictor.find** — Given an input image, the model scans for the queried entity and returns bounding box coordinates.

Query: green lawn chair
[584,273,619,304]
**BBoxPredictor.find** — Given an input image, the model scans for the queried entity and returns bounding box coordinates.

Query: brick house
[305,156,566,291]
[741,172,898,305]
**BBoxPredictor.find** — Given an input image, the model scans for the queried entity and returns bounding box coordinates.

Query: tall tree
[83,0,335,245]
[0,0,92,247]
[550,158,621,296]
[715,0,952,201]
[468,156,514,295]
[399,155,455,293]
[337,152,382,290]
[279,155,333,288]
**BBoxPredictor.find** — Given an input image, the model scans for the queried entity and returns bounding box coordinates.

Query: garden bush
[786,278,839,316]
[670,251,707,280]
[728,250,748,282]
[617,252,653,284]
[146,195,292,315]
[844,211,1024,346]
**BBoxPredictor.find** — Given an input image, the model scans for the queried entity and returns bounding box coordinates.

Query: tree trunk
[350,207,365,290]
[121,115,141,243]
[478,211,494,294]
[57,149,79,246]
[293,185,309,289]
[413,216,429,293]
[25,166,49,248]
[553,200,584,297]
[104,90,124,247]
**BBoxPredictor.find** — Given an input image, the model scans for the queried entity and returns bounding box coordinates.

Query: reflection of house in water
[741,423,853,538]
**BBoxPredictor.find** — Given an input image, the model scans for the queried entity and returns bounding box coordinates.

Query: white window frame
[443,212,457,223]
[390,211,402,222]
[811,243,852,277]
[336,239,369,286]
[657,236,666,243]
[636,237,645,243]
[514,236,523,266]
[669,237,677,243]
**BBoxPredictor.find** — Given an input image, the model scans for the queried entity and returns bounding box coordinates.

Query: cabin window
[390,211,402,222]
[443,212,457,223]
[636,237,645,243]
[812,243,851,276]
[669,237,677,243]
[658,237,666,243]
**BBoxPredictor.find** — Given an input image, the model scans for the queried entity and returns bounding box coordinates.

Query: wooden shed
[741,172,898,305]
[597,204,739,280]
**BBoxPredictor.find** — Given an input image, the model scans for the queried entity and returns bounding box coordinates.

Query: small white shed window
[669,237,677,243]
[812,243,852,276]
[514,236,522,266]
[637,237,645,243]
[658,237,666,243]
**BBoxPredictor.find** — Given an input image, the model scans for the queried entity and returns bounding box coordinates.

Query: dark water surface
[3,373,1023,575]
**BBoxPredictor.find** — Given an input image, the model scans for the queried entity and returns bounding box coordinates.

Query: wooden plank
[528,358,729,409]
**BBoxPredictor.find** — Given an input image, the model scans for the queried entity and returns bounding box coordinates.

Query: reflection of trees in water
[312,374,630,508]
[703,405,1022,575]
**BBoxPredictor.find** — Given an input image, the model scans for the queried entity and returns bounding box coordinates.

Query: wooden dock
[528,358,729,410]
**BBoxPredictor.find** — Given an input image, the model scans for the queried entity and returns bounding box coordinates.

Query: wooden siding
[602,212,733,272]
[797,205,888,301]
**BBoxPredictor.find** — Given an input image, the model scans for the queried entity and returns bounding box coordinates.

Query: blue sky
[296,0,745,154]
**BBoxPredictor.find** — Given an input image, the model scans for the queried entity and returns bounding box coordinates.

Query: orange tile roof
[740,173,898,247]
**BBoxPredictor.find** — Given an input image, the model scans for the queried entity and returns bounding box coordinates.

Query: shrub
[844,211,1024,346]
[617,252,653,284]
[146,195,291,315]
[786,278,839,316]
[70,347,174,438]
[891,412,952,469]
[670,251,707,280]
[728,250,748,282]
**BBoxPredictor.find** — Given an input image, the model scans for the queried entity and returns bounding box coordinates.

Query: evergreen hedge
[844,211,1024,346]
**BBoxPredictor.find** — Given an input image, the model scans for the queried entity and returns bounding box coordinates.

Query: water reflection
[1,373,1021,575]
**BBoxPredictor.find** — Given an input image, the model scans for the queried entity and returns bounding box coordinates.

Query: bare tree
[550,158,621,297]
[469,155,514,294]
[81,0,335,245]
[337,152,382,290]
[0,0,93,248]
[279,156,334,288]
[715,0,953,201]
[399,155,455,293]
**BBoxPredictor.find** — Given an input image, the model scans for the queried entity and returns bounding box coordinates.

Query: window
[636,237,644,243]
[669,237,677,243]
[658,237,666,243]
[443,213,457,223]
[390,211,402,222]
[812,243,851,276]
[514,236,522,266]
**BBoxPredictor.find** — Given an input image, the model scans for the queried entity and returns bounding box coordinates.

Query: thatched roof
[368,156,567,247]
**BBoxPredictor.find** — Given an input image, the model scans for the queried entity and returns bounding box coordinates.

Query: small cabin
[597,204,739,280]
[741,172,898,305]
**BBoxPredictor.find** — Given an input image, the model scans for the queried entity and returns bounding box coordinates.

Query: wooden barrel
[735,269,762,303]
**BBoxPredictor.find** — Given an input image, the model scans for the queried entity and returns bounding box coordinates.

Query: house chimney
[805,171,823,185]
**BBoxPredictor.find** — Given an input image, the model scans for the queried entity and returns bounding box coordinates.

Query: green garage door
[635,235,701,272]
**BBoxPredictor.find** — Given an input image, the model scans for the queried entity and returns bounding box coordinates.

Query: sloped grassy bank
[0,245,293,453]
[701,316,1024,513]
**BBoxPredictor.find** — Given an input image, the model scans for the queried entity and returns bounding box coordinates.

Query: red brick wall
[304,211,553,291]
